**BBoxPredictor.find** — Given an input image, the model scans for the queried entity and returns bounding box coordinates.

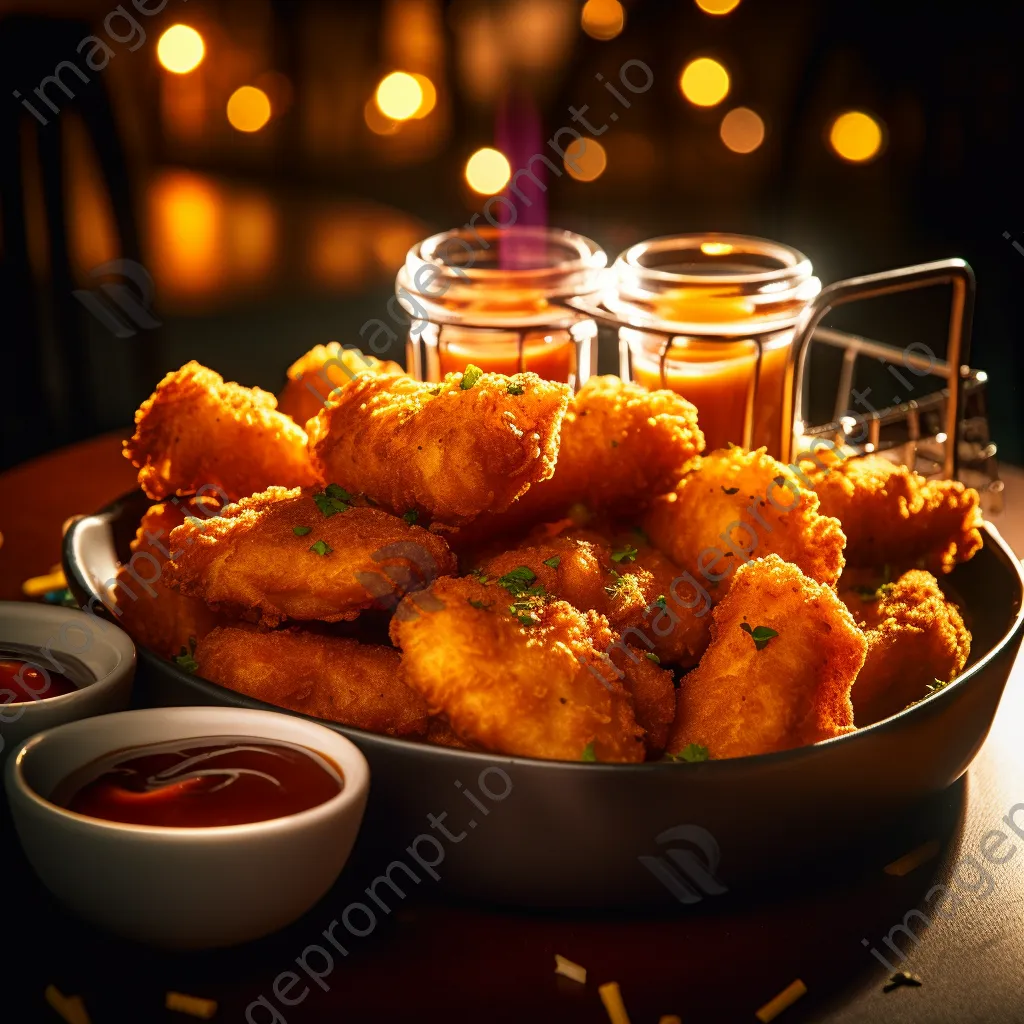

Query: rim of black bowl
[62,489,1024,774]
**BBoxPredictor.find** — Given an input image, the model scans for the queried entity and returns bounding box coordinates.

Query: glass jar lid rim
[616,232,813,286]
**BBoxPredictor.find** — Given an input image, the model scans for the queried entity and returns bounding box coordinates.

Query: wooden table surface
[2,434,1024,1024]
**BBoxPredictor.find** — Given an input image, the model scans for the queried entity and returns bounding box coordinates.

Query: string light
[679,57,730,107]
[227,86,271,133]
[375,72,423,122]
[564,138,607,181]
[829,111,884,163]
[465,148,511,194]
[157,25,205,74]
[695,0,741,14]
[581,0,625,40]
[720,107,765,153]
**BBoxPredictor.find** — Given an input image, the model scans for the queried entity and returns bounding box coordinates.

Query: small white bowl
[5,706,370,948]
[0,601,135,759]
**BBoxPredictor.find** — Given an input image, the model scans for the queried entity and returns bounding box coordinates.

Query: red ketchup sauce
[0,658,80,703]
[53,736,343,827]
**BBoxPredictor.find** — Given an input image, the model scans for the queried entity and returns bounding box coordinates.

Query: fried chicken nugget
[110,499,227,658]
[194,625,428,737]
[451,377,705,548]
[124,361,317,501]
[840,569,971,724]
[277,342,404,429]
[806,453,983,573]
[307,369,570,526]
[644,447,847,601]
[479,525,710,667]
[165,486,456,626]
[668,555,865,760]
[390,576,645,762]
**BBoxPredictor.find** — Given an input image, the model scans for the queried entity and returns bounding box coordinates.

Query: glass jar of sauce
[396,225,606,389]
[610,234,821,455]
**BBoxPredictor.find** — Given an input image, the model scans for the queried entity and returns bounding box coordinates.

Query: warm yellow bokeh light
[364,98,401,135]
[227,86,271,133]
[375,72,423,122]
[829,110,883,163]
[410,74,437,118]
[581,0,625,40]
[465,147,511,195]
[157,24,205,74]
[720,106,765,153]
[679,57,730,107]
[564,138,607,181]
[695,0,741,14]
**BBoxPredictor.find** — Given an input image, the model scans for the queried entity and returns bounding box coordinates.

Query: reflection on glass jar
[611,234,820,455]
[396,225,605,388]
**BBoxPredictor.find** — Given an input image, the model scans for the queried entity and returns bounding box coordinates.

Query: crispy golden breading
[194,626,428,737]
[109,499,227,658]
[390,576,645,762]
[616,651,676,755]
[805,453,983,573]
[668,555,865,760]
[124,361,317,501]
[453,377,704,547]
[165,486,456,626]
[644,447,847,601]
[277,342,404,429]
[478,525,710,667]
[840,569,971,724]
[307,369,570,526]
[421,716,479,750]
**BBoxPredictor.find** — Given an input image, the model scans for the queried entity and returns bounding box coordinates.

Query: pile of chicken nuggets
[112,342,984,763]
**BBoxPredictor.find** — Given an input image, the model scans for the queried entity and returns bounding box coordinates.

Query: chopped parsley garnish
[309,539,333,556]
[610,544,638,564]
[926,678,949,693]
[174,638,198,674]
[468,599,492,610]
[428,385,443,397]
[740,623,778,650]
[460,364,483,389]
[604,569,625,598]
[654,594,668,609]
[666,743,709,763]
[645,652,661,664]
[580,742,597,762]
[469,569,489,584]
[507,383,525,395]
[403,510,419,525]
[610,440,619,448]
[721,486,739,495]
[496,566,538,596]
[542,556,561,568]
[313,485,351,517]
[773,474,787,488]
[293,525,312,536]
[509,600,541,626]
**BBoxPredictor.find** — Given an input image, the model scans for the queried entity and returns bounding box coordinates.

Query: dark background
[1,0,1022,471]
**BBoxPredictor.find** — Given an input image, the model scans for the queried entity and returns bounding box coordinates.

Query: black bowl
[63,490,1024,908]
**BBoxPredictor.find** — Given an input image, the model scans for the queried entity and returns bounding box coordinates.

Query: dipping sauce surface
[53,736,342,827]
[0,658,80,703]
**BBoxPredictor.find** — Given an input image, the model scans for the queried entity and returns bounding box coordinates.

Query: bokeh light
[364,98,400,136]
[410,74,437,118]
[564,138,607,181]
[695,0,741,14]
[227,86,271,133]
[465,147,511,195]
[829,110,884,163]
[720,107,765,153]
[679,57,730,107]
[157,25,205,74]
[581,0,625,40]
[375,72,423,122]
